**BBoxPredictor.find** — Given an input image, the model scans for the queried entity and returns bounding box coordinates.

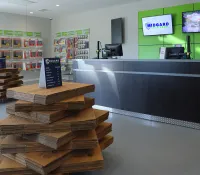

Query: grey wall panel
[74,71,102,104]
[123,61,195,74]
[145,75,200,123]
[120,74,149,113]
[98,72,123,109]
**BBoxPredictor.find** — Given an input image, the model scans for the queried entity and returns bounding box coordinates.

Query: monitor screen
[142,15,173,36]
[182,11,200,33]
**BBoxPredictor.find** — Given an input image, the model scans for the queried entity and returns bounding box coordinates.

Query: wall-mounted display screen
[142,15,173,36]
[182,11,200,33]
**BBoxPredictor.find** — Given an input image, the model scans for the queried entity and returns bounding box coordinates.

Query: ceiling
[0,0,139,18]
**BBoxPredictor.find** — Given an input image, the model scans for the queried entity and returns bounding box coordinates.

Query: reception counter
[73,59,200,129]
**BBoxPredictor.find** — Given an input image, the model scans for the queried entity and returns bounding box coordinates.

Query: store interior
[0,0,200,175]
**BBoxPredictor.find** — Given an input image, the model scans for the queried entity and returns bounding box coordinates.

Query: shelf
[0,47,43,50]
[6,58,42,63]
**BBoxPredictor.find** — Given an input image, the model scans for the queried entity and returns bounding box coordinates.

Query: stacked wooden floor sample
[0,82,114,175]
[0,68,23,100]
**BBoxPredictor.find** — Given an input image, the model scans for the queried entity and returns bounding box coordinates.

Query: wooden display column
[0,82,114,175]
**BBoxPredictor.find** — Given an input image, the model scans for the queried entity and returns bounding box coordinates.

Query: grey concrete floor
[1,71,200,175]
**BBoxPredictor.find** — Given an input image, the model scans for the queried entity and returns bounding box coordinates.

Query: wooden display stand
[0,68,23,101]
[0,82,114,175]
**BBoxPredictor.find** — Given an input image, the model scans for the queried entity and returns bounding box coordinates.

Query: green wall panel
[194,2,200,10]
[138,29,163,45]
[138,3,200,59]
[194,44,200,59]
[194,33,200,44]
[138,8,163,29]
[139,45,162,59]
[164,4,193,26]
[163,25,194,45]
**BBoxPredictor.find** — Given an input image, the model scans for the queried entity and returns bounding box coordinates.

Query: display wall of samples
[0,30,43,71]
[54,29,90,71]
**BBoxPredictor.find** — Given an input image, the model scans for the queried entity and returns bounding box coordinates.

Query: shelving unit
[54,29,90,72]
[0,30,43,71]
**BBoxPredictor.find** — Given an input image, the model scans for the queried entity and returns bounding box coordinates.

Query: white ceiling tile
[0,0,139,18]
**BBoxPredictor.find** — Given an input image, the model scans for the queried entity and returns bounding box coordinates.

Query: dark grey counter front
[73,59,200,124]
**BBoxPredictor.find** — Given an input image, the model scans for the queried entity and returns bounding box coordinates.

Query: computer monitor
[165,47,185,59]
[104,44,123,57]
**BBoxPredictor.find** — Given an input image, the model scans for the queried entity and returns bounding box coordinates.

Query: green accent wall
[138,3,200,59]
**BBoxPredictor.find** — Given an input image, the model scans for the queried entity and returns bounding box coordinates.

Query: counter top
[87,59,200,62]
[73,59,200,75]
[73,59,200,125]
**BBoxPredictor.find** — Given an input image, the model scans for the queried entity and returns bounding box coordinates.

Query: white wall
[51,0,198,59]
[0,12,51,57]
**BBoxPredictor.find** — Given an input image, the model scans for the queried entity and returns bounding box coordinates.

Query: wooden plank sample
[96,122,112,140]
[0,75,23,84]
[0,135,50,154]
[0,154,37,175]
[0,80,23,90]
[0,72,12,78]
[24,131,74,150]
[7,82,95,105]
[6,97,95,124]
[0,108,97,135]
[23,109,109,149]
[4,149,72,175]
[0,96,6,100]
[0,130,98,154]
[70,130,98,150]
[4,145,104,175]
[9,95,88,112]
[99,135,114,151]
[0,68,19,73]
[0,136,112,175]
[95,109,109,125]
[0,91,6,97]
[53,145,104,174]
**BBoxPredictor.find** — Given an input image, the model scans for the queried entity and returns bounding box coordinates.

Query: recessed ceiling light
[56,4,60,7]
[30,12,33,14]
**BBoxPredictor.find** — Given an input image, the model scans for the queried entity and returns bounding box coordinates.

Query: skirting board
[93,105,200,130]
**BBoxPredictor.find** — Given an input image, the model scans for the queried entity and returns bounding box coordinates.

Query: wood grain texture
[4,144,105,175]
[18,150,71,175]
[0,122,111,154]
[96,122,112,140]
[0,72,12,78]
[0,68,19,73]
[0,108,97,135]
[0,91,6,97]
[23,131,73,150]
[0,80,23,90]
[99,135,114,150]
[0,75,23,84]
[10,95,88,112]
[7,82,95,105]
[0,136,112,175]
[22,109,109,149]
[0,130,98,154]
[95,109,109,125]
[53,145,104,174]
[6,97,95,124]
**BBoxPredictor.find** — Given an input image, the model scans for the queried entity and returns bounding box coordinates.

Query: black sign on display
[0,58,6,69]
[39,58,62,89]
